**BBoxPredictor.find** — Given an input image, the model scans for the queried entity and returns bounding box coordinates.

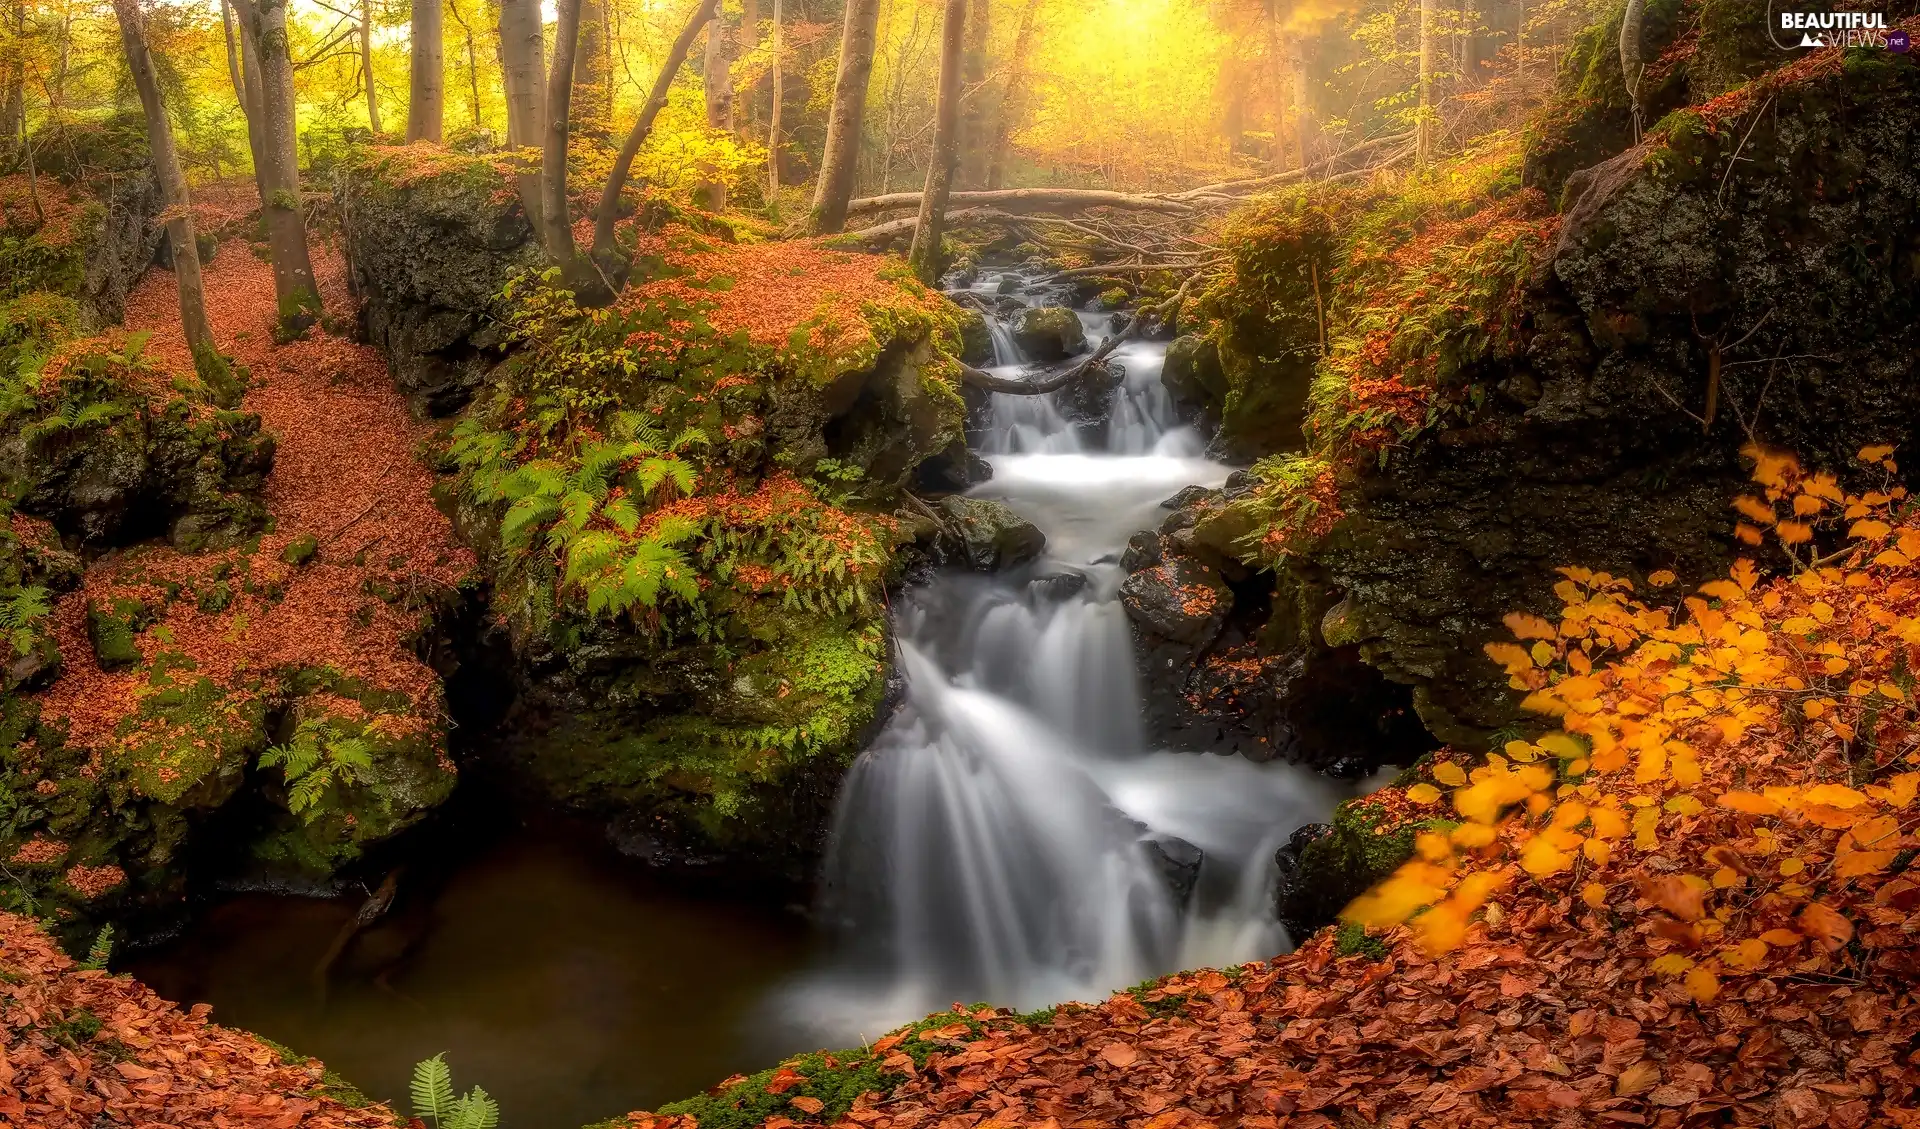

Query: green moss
[281,534,320,566]
[1334,921,1389,960]
[85,597,150,669]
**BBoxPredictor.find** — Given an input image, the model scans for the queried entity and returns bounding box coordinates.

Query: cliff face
[1167,29,1920,748]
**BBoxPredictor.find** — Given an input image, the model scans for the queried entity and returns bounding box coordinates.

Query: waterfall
[779,270,1350,1040]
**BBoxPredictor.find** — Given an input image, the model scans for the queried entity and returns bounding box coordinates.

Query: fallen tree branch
[1053,260,1216,278]
[1169,130,1416,199]
[838,206,1004,244]
[847,186,1197,219]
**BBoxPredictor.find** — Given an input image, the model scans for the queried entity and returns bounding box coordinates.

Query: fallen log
[836,206,1004,245]
[1171,130,1415,199]
[846,186,1197,219]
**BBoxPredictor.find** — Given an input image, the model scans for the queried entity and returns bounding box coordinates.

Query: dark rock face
[1121,552,1230,646]
[337,156,545,416]
[1271,801,1415,943]
[1011,306,1087,361]
[955,308,996,366]
[1050,359,1121,436]
[1160,334,1226,426]
[931,496,1047,571]
[1142,834,1204,908]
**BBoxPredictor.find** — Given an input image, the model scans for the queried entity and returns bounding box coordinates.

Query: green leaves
[260,720,375,823]
[411,1054,500,1129]
[1,584,50,656]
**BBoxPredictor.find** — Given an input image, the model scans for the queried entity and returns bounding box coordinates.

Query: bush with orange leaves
[1345,443,1919,1006]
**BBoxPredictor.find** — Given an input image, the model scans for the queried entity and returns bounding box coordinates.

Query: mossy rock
[1272,797,1426,943]
[84,596,152,669]
[280,534,319,566]
[1011,305,1087,361]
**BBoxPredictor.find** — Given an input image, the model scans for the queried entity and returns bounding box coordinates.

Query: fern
[411,1054,500,1129]
[1,585,50,655]
[79,923,115,971]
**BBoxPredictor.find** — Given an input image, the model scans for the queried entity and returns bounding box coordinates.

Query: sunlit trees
[808,0,882,234]
[408,0,443,142]
[765,0,784,196]
[229,0,320,335]
[109,0,216,376]
[907,0,964,282]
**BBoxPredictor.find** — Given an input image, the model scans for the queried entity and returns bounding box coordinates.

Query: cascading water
[782,268,1353,1040]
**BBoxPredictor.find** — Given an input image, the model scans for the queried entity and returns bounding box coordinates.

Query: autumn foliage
[1348,443,1919,1006]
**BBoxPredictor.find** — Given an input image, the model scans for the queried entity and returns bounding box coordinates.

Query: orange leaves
[1796,903,1853,953]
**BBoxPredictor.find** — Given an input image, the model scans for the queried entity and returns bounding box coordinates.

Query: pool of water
[124,812,815,1129]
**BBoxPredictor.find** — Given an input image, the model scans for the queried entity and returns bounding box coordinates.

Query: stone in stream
[1119,552,1231,646]
[954,307,995,366]
[1011,306,1088,361]
[1142,834,1205,908]
[933,496,1047,572]
[1029,570,1089,602]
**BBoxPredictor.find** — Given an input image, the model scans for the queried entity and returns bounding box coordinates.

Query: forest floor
[5,239,434,1125]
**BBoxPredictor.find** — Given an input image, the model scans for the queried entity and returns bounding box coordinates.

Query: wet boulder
[1272,799,1416,944]
[1119,551,1230,646]
[1011,306,1087,362]
[1051,359,1121,430]
[1160,334,1227,426]
[955,307,996,366]
[932,496,1046,571]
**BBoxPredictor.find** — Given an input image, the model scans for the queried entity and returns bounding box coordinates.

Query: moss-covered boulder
[6,113,164,327]
[1200,29,1920,747]
[1271,794,1423,943]
[1010,305,1086,361]
[930,496,1045,571]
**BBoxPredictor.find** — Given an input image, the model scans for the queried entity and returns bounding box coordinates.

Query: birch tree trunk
[907,0,966,284]
[699,0,735,210]
[1416,0,1435,166]
[806,0,881,233]
[497,0,546,147]
[766,0,784,196]
[958,0,989,188]
[408,0,444,141]
[111,0,224,384]
[231,0,320,335]
[984,0,1038,190]
[222,0,267,198]
[739,0,760,135]
[359,0,381,133]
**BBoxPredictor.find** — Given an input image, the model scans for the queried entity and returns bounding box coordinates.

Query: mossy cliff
[1164,17,1920,749]
[341,148,974,873]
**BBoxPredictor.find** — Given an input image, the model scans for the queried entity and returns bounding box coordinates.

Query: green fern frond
[448,1087,500,1129]
[411,1054,456,1124]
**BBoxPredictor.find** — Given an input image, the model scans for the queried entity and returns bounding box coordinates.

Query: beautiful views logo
[1771,9,1895,49]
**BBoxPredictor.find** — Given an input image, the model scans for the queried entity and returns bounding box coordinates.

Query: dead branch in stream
[960,278,1195,396]
[848,186,1199,219]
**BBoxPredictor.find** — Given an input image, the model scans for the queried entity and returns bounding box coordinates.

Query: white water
[781,269,1350,1039]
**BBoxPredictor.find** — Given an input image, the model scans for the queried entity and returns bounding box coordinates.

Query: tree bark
[111,0,218,374]
[806,0,881,234]
[1417,0,1435,166]
[541,0,584,262]
[1619,0,1645,136]
[408,0,444,141]
[0,0,23,171]
[222,0,267,198]
[907,0,965,283]
[231,0,320,334]
[958,0,989,188]
[985,0,1039,191]
[447,0,481,127]
[497,0,545,147]
[573,0,610,139]
[591,0,712,277]
[739,0,760,135]
[698,0,734,210]
[359,0,381,133]
[765,0,784,196]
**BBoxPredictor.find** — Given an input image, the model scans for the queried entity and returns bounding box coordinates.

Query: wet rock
[1273,800,1416,944]
[1029,570,1088,602]
[1160,334,1226,425]
[1120,552,1229,646]
[1118,530,1161,573]
[1051,359,1121,430]
[995,274,1020,295]
[1011,306,1087,362]
[1142,834,1204,907]
[933,496,1046,571]
[955,308,996,366]
[1160,484,1215,510]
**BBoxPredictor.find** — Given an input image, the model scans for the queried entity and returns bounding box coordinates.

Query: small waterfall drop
[782,268,1351,1039]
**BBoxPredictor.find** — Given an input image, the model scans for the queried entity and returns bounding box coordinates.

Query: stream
[126,267,1366,1128]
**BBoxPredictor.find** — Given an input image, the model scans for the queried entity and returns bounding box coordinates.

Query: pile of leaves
[0,910,398,1127]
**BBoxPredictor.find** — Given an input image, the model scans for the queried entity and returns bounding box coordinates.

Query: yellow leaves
[1404,782,1443,805]
[1520,836,1575,877]
[1537,732,1585,760]
[1484,641,1534,676]
[1867,772,1919,808]
[1777,857,1805,877]
[1716,790,1780,816]
[1431,761,1468,787]
[1530,641,1556,666]
[1775,521,1814,545]
[1649,953,1694,976]
[1851,519,1893,540]
[1581,882,1608,909]
[1632,805,1661,850]
[1642,874,1709,920]
[1503,611,1557,640]
[1858,444,1895,463]
[1588,805,1628,839]
[1758,928,1803,946]
[1800,783,1869,809]
[1698,579,1745,604]
[1722,937,1769,969]
[1647,569,1676,586]
[1341,864,1446,930]
[1683,966,1721,1004]
[1732,495,1775,524]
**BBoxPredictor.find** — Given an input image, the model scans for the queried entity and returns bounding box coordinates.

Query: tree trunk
[591,0,712,278]
[1288,37,1311,167]
[907,0,965,284]
[739,0,760,135]
[222,0,266,198]
[359,0,381,133]
[447,0,481,127]
[765,0,784,196]
[1619,0,1645,136]
[698,0,734,210]
[806,0,881,234]
[984,0,1038,190]
[408,0,444,142]
[231,0,320,334]
[1417,0,1435,166]
[111,0,222,382]
[958,0,989,188]
[497,0,546,147]
[0,0,23,171]
[573,0,610,140]
[542,0,584,262]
